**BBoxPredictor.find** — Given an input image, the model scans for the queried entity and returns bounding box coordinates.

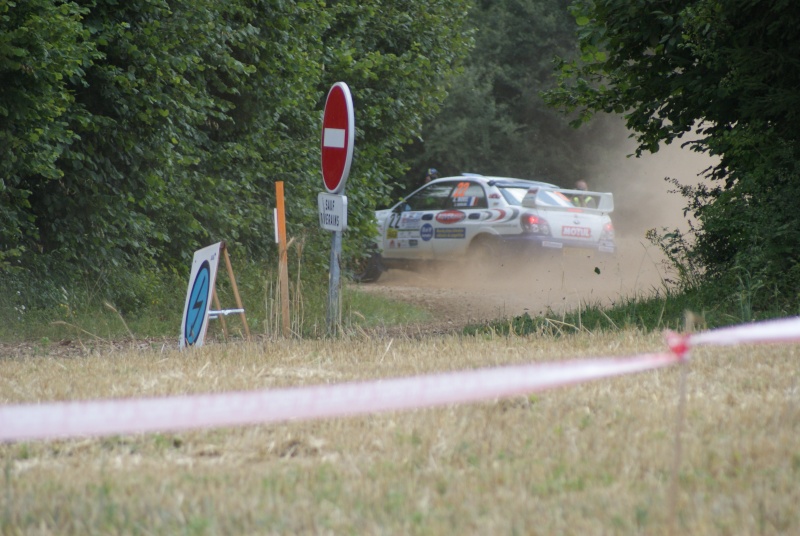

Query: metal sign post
[326,230,343,332]
[320,82,354,335]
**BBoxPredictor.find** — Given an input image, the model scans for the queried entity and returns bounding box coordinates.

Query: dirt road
[355,236,670,327]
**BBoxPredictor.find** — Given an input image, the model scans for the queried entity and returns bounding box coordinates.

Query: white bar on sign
[273,208,278,244]
[323,128,346,149]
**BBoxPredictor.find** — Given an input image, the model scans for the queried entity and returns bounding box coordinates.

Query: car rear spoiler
[522,188,614,213]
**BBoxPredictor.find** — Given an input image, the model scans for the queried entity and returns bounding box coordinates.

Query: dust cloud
[587,127,717,238]
[365,247,669,325]
[361,128,719,325]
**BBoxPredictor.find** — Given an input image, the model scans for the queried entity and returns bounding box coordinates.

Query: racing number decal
[452,182,470,198]
[387,212,403,229]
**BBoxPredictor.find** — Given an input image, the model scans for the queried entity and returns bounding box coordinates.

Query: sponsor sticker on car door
[435,210,466,225]
[432,181,488,258]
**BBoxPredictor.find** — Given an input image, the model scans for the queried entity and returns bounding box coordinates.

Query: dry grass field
[2,330,799,535]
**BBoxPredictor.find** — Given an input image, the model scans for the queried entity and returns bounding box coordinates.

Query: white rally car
[356,174,615,282]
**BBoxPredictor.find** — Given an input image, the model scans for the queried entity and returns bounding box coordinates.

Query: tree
[0,0,472,308]
[545,0,800,311]
[0,0,97,269]
[399,0,612,192]
[315,0,473,265]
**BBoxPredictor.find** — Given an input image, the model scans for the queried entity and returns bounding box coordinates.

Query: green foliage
[645,222,703,292]
[0,265,186,341]
[0,256,430,343]
[398,0,615,191]
[321,0,473,266]
[0,0,472,313]
[463,290,684,337]
[688,134,800,311]
[344,286,431,328]
[546,0,800,163]
[545,0,800,313]
[0,0,97,268]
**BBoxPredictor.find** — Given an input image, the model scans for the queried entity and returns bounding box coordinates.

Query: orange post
[276,182,290,337]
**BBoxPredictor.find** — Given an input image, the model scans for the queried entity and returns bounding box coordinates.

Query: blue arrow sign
[184,260,211,346]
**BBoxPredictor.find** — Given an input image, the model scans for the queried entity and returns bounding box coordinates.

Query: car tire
[467,236,499,274]
[352,252,384,283]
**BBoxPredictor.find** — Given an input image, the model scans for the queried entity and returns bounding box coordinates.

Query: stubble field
[2,331,799,535]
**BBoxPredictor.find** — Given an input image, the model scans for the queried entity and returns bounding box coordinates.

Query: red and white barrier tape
[1,316,798,443]
[0,353,677,442]
[690,315,800,347]
[664,315,800,359]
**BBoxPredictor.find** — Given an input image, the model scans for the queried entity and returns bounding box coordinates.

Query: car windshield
[497,186,530,206]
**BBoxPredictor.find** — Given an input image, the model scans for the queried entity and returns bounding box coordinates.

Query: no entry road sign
[321,82,354,194]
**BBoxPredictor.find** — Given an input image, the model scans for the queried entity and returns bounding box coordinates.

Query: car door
[381,181,453,260]
[431,180,489,259]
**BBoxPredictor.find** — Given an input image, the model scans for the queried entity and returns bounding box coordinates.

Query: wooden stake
[221,243,250,340]
[276,181,290,337]
[212,288,228,340]
[669,311,694,533]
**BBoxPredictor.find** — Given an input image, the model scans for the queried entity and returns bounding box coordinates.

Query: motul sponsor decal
[435,210,466,224]
[562,226,591,238]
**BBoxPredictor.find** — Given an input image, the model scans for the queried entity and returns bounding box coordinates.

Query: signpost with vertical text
[320,82,354,334]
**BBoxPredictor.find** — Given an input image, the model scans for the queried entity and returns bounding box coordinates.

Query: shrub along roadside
[3,254,795,344]
[0,259,431,344]
[1,0,473,287]
[464,285,798,338]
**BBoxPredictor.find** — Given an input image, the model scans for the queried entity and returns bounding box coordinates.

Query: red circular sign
[321,82,354,194]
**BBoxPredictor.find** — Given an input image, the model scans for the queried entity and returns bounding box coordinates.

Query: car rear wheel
[467,236,499,275]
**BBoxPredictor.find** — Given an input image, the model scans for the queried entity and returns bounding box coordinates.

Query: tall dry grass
[1,331,799,534]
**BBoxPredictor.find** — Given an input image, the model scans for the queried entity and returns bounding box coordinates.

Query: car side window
[403,182,458,212]
[449,181,487,209]
[499,187,528,206]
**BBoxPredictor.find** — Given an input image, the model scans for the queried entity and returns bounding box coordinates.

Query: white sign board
[318,193,348,231]
[179,242,222,349]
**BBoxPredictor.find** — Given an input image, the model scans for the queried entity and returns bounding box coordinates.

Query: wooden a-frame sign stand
[211,242,251,341]
[180,241,251,349]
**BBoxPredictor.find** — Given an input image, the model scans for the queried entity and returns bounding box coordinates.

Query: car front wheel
[352,252,384,283]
